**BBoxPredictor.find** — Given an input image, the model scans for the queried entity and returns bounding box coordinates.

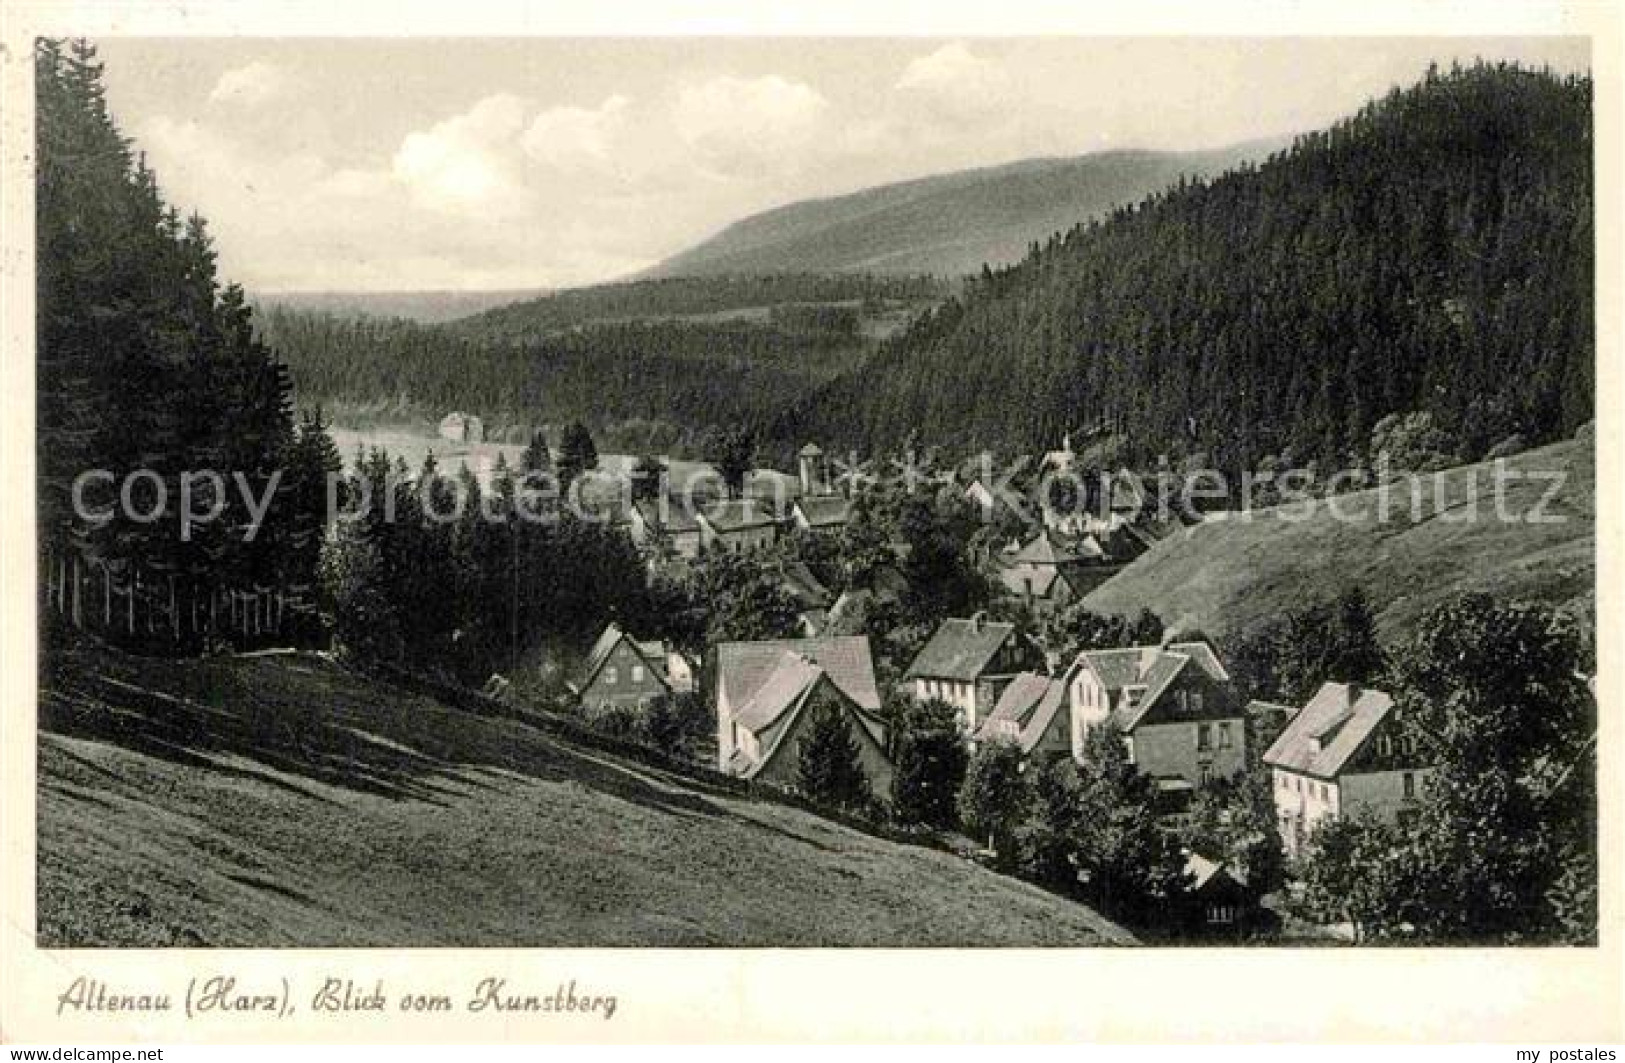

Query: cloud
[672,75,830,178]
[392,94,529,216]
[131,101,690,291]
[207,61,290,107]
[522,94,631,173]
[895,42,1012,121]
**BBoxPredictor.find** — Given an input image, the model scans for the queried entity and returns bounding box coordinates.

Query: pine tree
[521,431,552,474]
[796,702,873,814]
[555,421,598,495]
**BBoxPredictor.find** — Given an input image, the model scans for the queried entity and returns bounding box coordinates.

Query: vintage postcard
[0,0,1620,1047]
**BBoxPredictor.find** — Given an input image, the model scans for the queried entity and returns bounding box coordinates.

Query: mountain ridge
[642,141,1286,279]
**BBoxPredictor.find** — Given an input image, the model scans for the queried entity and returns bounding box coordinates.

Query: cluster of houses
[613,436,1185,630]
[562,438,1434,933]
[574,603,1433,931]
[624,445,854,560]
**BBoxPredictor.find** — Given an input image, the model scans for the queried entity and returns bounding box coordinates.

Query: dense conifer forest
[36,40,333,640]
[770,62,1593,471]
[255,309,885,450]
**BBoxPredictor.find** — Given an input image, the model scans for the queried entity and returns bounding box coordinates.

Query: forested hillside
[258,309,879,452]
[771,62,1593,471]
[644,144,1276,279]
[258,273,943,451]
[36,40,332,631]
[451,273,943,340]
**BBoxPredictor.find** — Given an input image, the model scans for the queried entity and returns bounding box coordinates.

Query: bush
[644,692,711,762]
[582,702,643,741]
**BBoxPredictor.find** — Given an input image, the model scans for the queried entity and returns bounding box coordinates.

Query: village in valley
[503,422,1456,941]
[32,38,1596,950]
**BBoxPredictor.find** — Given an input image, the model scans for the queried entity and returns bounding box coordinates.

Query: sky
[92,36,1591,293]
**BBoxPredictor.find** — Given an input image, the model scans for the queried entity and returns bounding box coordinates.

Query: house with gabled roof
[773,561,834,635]
[1065,641,1246,789]
[974,672,1070,758]
[996,528,1121,614]
[627,496,704,560]
[696,499,779,554]
[1263,682,1433,858]
[905,614,1037,735]
[1178,851,1259,935]
[713,635,893,795]
[790,494,853,535]
[571,623,694,713]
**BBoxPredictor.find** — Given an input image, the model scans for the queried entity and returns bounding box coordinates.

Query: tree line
[451,272,943,341]
[36,39,335,648]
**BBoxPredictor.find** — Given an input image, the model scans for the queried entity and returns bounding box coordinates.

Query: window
[1218,722,1232,749]
[1200,764,1213,785]
[603,667,618,685]
[1197,723,1212,751]
[631,665,645,682]
[1177,689,1189,711]
[1403,772,1415,799]
[1123,736,1136,763]
[1192,690,1204,712]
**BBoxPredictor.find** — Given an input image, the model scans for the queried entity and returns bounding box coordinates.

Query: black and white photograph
[2,0,1620,1047]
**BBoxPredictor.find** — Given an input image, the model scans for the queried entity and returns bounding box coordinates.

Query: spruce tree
[796,702,873,814]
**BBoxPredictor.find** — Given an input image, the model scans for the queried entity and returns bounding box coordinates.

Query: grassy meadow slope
[1083,435,1593,650]
[645,144,1275,279]
[37,643,1130,947]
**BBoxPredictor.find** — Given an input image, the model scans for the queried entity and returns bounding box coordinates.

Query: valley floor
[36,642,1131,948]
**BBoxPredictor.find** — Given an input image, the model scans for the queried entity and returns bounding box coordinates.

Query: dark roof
[795,495,852,528]
[906,617,1018,681]
[975,672,1067,753]
[778,561,832,609]
[716,635,882,715]
[1263,682,1399,779]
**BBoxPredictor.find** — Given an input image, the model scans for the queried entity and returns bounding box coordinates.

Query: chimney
[970,610,987,634]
